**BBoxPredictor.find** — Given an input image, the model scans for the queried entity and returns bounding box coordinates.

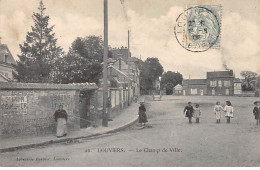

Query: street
[1,95,260,167]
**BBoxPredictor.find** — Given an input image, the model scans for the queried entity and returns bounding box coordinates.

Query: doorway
[79,92,91,128]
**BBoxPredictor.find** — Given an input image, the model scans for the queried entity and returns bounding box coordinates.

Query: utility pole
[127,30,131,106]
[102,0,108,127]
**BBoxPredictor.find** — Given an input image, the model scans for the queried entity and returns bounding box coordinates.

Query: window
[210,80,217,87]
[4,54,8,63]
[224,80,231,87]
[218,80,222,87]
[191,88,198,95]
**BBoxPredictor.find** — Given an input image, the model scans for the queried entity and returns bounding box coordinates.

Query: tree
[140,57,164,94]
[161,71,183,95]
[14,0,63,83]
[240,71,259,91]
[53,36,109,84]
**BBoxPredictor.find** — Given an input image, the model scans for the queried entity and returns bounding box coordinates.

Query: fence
[97,87,136,119]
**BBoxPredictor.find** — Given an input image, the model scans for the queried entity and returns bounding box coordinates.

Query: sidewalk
[0,96,145,153]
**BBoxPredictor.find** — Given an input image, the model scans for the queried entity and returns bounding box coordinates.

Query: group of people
[183,100,260,125]
[52,100,260,138]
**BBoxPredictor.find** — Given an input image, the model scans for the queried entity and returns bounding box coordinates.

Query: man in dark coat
[184,102,194,123]
[253,101,260,125]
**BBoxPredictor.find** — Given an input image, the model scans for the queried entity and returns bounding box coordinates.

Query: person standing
[193,104,201,123]
[214,101,223,123]
[224,101,234,123]
[138,101,148,126]
[184,102,194,123]
[54,105,68,137]
[253,101,260,125]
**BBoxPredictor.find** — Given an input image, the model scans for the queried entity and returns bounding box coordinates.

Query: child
[138,101,148,126]
[224,101,234,123]
[214,101,223,123]
[193,104,201,123]
[253,101,260,125]
[184,102,194,123]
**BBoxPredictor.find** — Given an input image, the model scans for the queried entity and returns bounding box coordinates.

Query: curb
[0,116,139,153]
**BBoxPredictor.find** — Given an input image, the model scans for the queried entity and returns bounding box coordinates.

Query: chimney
[119,57,122,71]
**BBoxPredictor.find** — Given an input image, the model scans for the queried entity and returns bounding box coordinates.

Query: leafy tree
[240,71,258,91]
[14,0,63,83]
[53,36,111,84]
[140,57,164,94]
[161,71,183,95]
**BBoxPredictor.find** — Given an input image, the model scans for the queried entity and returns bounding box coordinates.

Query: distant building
[206,70,235,96]
[182,70,237,96]
[110,47,131,62]
[183,79,207,96]
[234,78,242,95]
[0,39,16,82]
[173,84,183,95]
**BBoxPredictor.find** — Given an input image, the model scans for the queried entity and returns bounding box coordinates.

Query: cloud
[0,10,30,59]
[0,3,259,79]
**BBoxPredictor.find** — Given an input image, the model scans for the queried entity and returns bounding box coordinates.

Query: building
[182,70,237,96]
[173,84,183,95]
[110,46,131,62]
[206,70,235,96]
[182,79,207,96]
[234,78,242,96]
[0,39,16,82]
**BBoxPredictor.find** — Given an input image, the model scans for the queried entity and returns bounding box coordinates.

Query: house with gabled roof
[0,39,16,82]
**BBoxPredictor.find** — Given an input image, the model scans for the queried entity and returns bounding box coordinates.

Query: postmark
[174,5,222,52]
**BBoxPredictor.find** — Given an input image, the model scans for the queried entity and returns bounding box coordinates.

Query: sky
[0,0,260,79]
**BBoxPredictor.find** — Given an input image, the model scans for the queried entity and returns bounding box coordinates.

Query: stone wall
[0,82,98,138]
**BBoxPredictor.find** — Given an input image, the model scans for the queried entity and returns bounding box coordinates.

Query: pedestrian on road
[214,101,223,123]
[54,105,68,138]
[138,101,148,126]
[224,101,234,123]
[253,101,260,125]
[184,102,194,123]
[193,104,201,123]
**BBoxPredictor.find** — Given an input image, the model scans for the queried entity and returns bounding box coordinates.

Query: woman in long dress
[214,101,223,123]
[224,101,234,123]
[138,102,148,126]
[54,105,68,137]
[253,101,260,125]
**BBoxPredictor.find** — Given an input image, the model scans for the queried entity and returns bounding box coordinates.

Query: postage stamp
[174,5,222,52]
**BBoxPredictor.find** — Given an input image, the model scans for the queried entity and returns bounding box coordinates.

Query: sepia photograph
[0,0,260,167]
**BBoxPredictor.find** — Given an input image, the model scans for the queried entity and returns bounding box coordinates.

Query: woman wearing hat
[253,101,260,125]
[138,101,148,126]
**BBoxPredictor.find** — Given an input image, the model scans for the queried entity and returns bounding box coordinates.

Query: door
[183,90,186,96]
[79,94,91,128]
[212,89,215,95]
[200,89,204,96]
[225,89,229,95]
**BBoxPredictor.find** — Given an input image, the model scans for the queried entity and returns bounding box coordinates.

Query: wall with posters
[0,82,98,137]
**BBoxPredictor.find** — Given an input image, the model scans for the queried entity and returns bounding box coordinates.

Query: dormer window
[4,54,8,63]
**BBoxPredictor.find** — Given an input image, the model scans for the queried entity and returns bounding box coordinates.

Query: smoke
[220,47,230,70]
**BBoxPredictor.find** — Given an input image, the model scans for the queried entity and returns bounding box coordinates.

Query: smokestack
[119,57,122,71]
